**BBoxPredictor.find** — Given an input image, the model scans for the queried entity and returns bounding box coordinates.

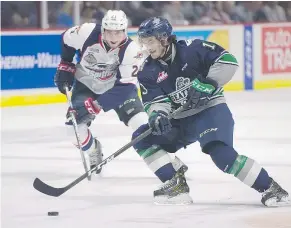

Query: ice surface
[1,88,291,228]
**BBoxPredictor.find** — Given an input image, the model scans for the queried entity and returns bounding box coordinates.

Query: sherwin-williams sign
[1,34,62,90]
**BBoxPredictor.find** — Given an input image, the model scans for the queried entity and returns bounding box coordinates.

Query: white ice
[1,88,291,228]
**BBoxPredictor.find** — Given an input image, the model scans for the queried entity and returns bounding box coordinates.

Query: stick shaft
[65,86,91,181]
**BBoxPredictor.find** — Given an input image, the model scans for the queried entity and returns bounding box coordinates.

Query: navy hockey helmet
[137,17,173,42]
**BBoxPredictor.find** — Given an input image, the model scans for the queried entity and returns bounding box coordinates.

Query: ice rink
[2,88,291,228]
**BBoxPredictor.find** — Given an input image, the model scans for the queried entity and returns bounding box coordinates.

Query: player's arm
[186,39,239,109]
[96,41,141,112]
[61,23,96,61]
[191,39,239,87]
[54,23,96,94]
[138,70,172,135]
[140,81,171,116]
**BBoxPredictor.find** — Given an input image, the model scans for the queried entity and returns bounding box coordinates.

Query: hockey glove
[149,110,172,135]
[186,78,218,109]
[84,97,102,115]
[54,60,76,94]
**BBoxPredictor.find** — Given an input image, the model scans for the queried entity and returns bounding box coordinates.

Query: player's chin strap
[32,103,188,197]
[64,85,92,181]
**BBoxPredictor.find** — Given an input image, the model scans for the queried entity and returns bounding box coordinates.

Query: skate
[153,166,193,205]
[261,178,289,207]
[172,156,188,173]
[84,138,103,175]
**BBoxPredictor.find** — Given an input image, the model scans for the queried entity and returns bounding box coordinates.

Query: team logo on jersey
[157,71,168,83]
[70,26,80,34]
[88,47,99,53]
[85,62,118,81]
[169,77,191,105]
[83,47,119,82]
[134,52,143,59]
[84,53,97,65]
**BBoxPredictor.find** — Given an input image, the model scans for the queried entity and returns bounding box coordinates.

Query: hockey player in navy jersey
[132,17,289,206]
[53,10,150,176]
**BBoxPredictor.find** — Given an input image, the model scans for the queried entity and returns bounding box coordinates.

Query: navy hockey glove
[149,110,172,135]
[54,60,76,94]
[186,78,218,109]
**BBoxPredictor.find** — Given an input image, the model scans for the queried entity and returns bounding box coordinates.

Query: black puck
[48,211,59,216]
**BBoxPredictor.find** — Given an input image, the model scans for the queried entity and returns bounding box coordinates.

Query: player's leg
[197,103,289,206]
[65,81,103,173]
[114,95,148,131]
[132,123,192,204]
[116,94,188,175]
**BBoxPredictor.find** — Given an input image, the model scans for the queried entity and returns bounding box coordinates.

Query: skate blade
[154,193,193,205]
[264,196,290,207]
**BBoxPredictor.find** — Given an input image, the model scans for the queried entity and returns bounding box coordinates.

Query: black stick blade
[33,178,66,197]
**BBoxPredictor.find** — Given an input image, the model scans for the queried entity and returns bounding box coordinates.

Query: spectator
[162,1,189,25]
[1,1,290,29]
[1,3,14,28]
[80,2,99,24]
[259,2,287,22]
[120,1,159,26]
[57,2,74,28]
[80,6,97,24]
[93,1,114,24]
[197,2,233,25]
[192,2,213,23]
[287,2,291,21]
[234,1,263,23]
[179,2,196,23]
[221,1,241,22]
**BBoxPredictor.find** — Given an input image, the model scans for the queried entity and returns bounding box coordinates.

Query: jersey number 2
[132,65,138,77]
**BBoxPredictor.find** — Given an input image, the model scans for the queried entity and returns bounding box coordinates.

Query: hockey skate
[84,138,103,175]
[261,178,289,207]
[172,156,188,173]
[153,166,193,205]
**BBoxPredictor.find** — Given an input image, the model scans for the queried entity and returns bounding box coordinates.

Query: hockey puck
[48,211,59,216]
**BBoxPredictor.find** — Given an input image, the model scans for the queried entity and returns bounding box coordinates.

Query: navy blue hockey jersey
[138,39,238,118]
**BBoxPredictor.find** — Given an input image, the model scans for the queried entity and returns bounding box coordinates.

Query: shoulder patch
[70,26,81,34]
[134,52,144,60]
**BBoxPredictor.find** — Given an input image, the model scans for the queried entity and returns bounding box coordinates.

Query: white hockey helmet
[102,10,128,32]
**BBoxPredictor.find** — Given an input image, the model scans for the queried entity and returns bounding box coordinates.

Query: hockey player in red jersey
[54,10,149,176]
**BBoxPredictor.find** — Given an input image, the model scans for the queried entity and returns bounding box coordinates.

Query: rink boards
[1,23,291,107]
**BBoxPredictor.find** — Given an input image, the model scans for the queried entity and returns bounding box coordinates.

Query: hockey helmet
[102,10,128,32]
[137,17,173,42]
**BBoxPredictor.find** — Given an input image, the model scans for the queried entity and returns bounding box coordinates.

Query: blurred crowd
[2,1,291,29]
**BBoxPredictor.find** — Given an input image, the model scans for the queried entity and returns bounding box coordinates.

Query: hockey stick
[33,128,152,197]
[33,105,187,197]
[65,86,91,181]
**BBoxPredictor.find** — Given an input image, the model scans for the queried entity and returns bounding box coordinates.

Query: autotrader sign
[262,26,291,74]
